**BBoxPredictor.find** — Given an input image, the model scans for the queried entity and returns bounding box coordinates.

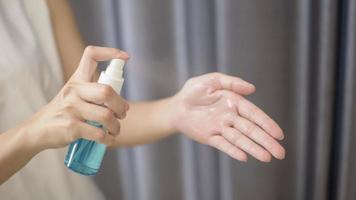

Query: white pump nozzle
[106,59,125,78]
[97,59,126,94]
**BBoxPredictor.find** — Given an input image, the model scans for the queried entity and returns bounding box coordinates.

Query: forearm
[0,124,39,184]
[113,97,177,146]
[47,0,98,82]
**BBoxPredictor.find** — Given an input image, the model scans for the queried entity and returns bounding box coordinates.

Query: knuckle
[99,85,114,100]
[244,122,256,135]
[215,138,224,149]
[185,76,200,86]
[117,110,127,119]
[262,138,273,149]
[94,131,106,144]
[84,45,96,56]
[260,117,271,129]
[109,121,120,135]
[92,127,105,137]
[97,130,106,141]
[110,48,121,55]
[209,72,222,78]
[247,106,258,115]
[232,133,243,145]
[60,83,77,100]
[207,137,217,147]
[62,101,75,112]
[54,110,67,119]
[234,77,243,83]
[260,152,272,162]
[247,106,259,118]
[243,140,253,152]
[262,118,284,138]
[221,116,233,128]
[101,109,114,122]
[207,72,223,82]
[185,77,194,85]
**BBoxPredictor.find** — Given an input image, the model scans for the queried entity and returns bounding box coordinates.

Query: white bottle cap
[106,59,125,78]
[97,59,125,94]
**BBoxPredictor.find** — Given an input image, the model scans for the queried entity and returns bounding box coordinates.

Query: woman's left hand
[170,73,285,162]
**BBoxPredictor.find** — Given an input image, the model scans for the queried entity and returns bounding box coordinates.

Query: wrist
[17,120,45,155]
[164,96,179,134]
[157,96,178,135]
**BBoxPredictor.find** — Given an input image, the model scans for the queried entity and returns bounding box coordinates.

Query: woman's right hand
[23,46,130,152]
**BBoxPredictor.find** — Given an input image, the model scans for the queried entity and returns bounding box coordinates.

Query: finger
[75,82,129,118]
[233,116,285,159]
[74,122,115,146]
[237,98,284,140]
[221,127,272,162]
[208,135,248,161]
[209,73,256,95]
[73,45,130,81]
[75,101,121,136]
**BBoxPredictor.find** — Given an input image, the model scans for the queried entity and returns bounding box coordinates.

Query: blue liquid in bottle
[64,121,107,175]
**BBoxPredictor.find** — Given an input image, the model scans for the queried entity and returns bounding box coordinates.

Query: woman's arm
[47,0,178,145]
[47,1,285,162]
[115,98,176,146]
[46,0,87,81]
[0,124,39,184]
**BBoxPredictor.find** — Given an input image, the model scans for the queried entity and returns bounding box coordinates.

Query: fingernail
[251,84,256,90]
[262,154,272,162]
[119,112,126,119]
[119,50,130,59]
[280,154,285,160]
[279,148,286,160]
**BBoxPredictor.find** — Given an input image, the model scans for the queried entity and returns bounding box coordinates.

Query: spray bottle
[64,59,125,175]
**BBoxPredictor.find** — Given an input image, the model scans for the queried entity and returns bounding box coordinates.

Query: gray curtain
[70,0,356,200]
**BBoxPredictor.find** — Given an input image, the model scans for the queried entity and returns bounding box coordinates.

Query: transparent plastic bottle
[64,59,125,175]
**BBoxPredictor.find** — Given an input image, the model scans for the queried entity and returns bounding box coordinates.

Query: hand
[170,73,285,162]
[24,46,130,152]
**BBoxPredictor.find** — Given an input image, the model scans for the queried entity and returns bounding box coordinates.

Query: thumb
[71,46,130,82]
[205,73,256,96]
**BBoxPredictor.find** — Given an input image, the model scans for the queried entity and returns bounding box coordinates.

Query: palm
[172,75,236,142]
[171,73,285,162]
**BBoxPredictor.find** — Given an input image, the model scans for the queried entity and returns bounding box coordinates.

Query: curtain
[69,0,356,199]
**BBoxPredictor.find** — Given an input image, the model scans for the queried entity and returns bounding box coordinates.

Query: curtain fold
[296,0,339,199]
[70,0,356,199]
[332,0,356,199]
